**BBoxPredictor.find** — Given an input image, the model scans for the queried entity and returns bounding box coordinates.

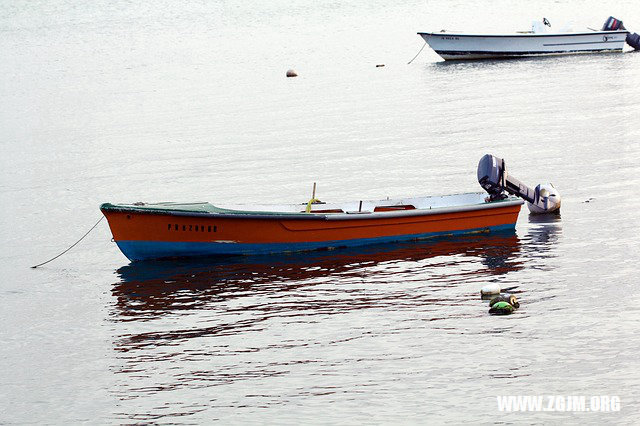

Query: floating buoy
[509,295,519,309]
[286,69,298,77]
[489,301,515,315]
[480,283,501,297]
[489,294,519,309]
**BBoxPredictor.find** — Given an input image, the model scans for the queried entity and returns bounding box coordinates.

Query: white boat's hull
[418,31,629,60]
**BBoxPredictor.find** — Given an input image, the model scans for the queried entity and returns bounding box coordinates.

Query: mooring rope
[31,216,105,269]
[407,41,427,65]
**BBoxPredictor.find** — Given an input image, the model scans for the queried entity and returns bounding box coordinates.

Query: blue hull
[115,223,516,261]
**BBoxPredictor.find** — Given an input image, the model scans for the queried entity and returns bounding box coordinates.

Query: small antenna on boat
[305,182,321,213]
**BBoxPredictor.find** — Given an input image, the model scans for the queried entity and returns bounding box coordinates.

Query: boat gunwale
[100,198,524,221]
[417,30,629,38]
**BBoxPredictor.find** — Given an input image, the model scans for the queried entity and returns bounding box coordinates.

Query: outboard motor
[627,32,640,50]
[602,16,626,31]
[477,154,561,214]
[600,16,640,50]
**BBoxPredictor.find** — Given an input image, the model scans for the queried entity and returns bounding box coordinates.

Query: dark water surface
[2,0,640,423]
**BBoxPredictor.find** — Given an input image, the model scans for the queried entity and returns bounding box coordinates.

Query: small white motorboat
[418,17,635,61]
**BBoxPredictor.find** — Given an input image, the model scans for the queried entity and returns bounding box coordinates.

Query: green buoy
[489,301,515,315]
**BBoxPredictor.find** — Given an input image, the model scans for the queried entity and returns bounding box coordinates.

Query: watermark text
[496,395,621,412]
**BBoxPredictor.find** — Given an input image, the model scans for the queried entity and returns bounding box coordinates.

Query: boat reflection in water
[111,231,525,323]
[526,212,562,240]
[108,228,562,415]
[522,213,563,264]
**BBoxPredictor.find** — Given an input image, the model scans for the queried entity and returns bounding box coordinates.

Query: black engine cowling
[477,154,536,203]
[627,32,640,50]
[602,16,626,31]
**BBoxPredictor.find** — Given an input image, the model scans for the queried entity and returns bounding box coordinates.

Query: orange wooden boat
[101,192,523,261]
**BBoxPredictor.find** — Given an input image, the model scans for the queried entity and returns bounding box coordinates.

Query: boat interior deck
[104,192,511,216]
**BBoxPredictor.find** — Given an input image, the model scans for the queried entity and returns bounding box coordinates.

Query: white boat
[418,17,631,61]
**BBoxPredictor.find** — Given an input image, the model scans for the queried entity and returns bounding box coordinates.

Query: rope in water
[407,41,427,65]
[31,216,105,269]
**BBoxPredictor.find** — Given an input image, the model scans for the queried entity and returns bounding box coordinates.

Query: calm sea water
[2,0,640,423]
